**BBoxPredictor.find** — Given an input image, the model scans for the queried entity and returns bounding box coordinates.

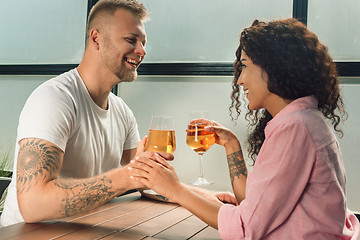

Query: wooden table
[0,192,221,240]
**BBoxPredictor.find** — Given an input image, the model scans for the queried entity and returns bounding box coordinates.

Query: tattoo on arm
[54,177,119,217]
[17,138,120,217]
[17,138,62,194]
[226,151,247,186]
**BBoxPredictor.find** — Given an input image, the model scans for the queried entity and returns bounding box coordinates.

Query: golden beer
[145,129,176,154]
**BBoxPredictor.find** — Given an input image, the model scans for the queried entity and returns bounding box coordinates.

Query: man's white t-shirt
[1,69,140,227]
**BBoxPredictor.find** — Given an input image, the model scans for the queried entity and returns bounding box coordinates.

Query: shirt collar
[266,95,318,130]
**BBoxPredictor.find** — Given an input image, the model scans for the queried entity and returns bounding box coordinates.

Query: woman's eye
[240,64,246,70]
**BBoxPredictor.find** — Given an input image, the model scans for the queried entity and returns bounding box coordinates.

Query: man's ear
[89,29,100,50]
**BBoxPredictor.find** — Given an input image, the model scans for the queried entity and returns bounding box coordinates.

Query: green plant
[0,152,12,214]
[0,152,12,178]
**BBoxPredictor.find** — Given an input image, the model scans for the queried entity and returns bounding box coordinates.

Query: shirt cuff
[218,203,245,240]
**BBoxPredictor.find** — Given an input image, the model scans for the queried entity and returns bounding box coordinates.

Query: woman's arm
[224,143,247,203]
[196,119,247,203]
[129,155,221,228]
[186,184,237,205]
[169,183,222,229]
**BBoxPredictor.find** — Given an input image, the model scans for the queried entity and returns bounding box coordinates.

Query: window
[0,0,87,65]
[308,0,360,61]
[141,0,292,63]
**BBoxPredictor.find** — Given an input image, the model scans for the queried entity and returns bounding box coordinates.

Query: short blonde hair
[86,0,149,41]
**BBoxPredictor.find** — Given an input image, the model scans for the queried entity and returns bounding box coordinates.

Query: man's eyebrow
[129,33,146,43]
[240,58,247,62]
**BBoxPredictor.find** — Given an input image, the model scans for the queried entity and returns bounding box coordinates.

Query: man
[1,0,161,227]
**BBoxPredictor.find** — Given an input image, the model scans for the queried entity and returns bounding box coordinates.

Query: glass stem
[199,154,204,178]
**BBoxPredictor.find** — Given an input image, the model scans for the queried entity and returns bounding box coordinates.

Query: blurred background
[0,0,359,213]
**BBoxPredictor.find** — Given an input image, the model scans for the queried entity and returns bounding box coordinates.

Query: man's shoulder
[109,93,135,119]
[32,69,81,99]
[109,93,129,109]
[42,69,78,90]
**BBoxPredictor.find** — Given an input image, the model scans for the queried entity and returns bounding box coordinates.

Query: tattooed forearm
[16,138,122,219]
[226,151,247,186]
[54,176,119,217]
[17,138,62,194]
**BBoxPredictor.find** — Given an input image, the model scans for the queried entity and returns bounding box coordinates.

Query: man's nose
[135,42,146,57]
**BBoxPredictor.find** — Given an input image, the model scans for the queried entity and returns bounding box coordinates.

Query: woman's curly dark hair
[229,18,346,163]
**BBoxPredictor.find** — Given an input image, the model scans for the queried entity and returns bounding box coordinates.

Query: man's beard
[115,66,138,82]
[102,38,139,83]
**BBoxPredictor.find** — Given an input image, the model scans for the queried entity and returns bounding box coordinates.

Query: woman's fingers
[130,153,171,177]
[204,124,223,133]
[128,159,152,176]
[152,153,173,169]
[189,118,220,126]
[137,152,172,169]
[156,151,174,161]
[130,174,150,188]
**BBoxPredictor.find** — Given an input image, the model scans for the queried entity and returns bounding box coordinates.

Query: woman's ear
[261,69,269,83]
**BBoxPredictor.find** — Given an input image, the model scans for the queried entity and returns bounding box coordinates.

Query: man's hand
[136,136,147,155]
[136,136,174,161]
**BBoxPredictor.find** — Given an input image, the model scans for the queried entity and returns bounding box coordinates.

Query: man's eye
[125,38,136,44]
[240,64,246,69]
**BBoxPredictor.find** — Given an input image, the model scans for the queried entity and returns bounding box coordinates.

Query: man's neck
[77,62,115,110]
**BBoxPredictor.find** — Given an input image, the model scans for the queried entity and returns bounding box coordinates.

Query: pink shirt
[218,96,360,240]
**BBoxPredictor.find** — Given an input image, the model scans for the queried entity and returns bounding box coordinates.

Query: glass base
[191,177,213,186]
[141,189,171,202]
[143,189,158,195]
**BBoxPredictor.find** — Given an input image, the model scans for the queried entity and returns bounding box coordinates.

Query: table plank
[153,215,208,240]
[0,221,58,240]
[5,222,89,240]
[123,206,193,237]
[53,226,116,240]
[190,225,221,239]
[98,201,180,231]
[99,231,162,240]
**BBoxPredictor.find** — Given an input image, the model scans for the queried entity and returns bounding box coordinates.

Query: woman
[129,18,360,239]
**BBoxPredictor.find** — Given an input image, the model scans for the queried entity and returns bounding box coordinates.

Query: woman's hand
[186,185,238,206]
[215,192,238,205]
[190,119,240,150]
[128,152,180,201]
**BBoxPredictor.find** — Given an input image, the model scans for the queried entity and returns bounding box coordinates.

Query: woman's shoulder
[284,109,336,148]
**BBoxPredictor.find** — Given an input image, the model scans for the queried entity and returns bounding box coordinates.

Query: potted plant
[0,152,12,214]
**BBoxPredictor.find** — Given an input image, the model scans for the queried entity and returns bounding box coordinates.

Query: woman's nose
[237,75,244,86]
